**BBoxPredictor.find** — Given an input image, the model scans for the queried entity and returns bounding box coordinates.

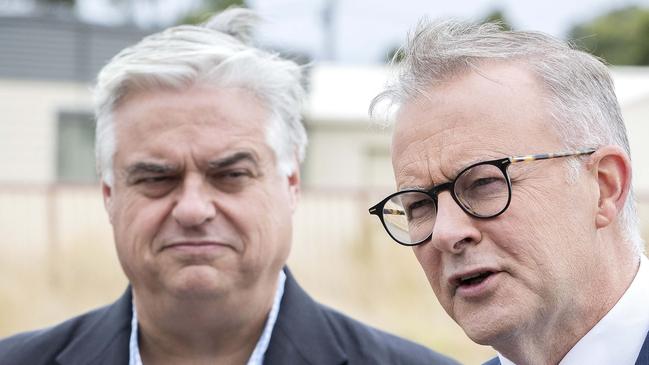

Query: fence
[1,183,648,363]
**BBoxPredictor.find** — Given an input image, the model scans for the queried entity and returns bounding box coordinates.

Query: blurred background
[1,0,649,363]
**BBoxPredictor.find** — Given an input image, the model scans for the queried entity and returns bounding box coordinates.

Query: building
[1,15,647,363]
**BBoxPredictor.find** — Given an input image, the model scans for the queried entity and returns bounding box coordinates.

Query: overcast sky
[72,0,649,64]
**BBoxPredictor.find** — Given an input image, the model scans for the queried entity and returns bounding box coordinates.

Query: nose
[429,191,481,254]
[172,176,216,228]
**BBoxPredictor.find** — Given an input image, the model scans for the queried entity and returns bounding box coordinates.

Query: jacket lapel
[636,331,649,365]
[56,288,132,365]
[53,274,350,365]
[264,268,347,365]
[482,357,501,365]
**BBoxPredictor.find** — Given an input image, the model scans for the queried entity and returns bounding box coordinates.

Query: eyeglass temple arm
[369,205,405,216]
[509,148,596,164]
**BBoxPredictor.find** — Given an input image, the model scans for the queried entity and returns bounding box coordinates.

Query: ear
[589,145,632,229]
[102,180,115,224]
[286,162,301,212]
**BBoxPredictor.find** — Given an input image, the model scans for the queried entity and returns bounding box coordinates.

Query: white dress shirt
[499,255,649,365]
[129,271,287,365]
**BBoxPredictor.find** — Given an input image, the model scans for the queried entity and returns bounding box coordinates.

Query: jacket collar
[56,288,132,365]
[264,268,347,365]
[54,268,349,365]
[636,332,649,365]
[485,332,649,365]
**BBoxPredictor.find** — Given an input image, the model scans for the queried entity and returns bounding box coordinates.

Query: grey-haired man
[0,9,457,365]
[369,20,648,365]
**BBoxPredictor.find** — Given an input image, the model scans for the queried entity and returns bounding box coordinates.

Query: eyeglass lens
[382,163,509,245]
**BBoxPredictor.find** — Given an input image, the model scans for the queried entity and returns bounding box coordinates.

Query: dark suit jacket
[482,333,649,365]
[0,269,458,364]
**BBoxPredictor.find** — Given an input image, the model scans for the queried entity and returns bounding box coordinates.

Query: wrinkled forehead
[391,63,563,184]
[112,86,273,161]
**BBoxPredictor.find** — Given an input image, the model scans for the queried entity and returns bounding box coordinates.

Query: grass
[1,188,647,364]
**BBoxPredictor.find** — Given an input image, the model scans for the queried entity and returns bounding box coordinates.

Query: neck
[496,237,640,365]
[133,278,279,365]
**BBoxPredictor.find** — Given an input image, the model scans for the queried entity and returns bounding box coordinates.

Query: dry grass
[0,235,494,364]
[1,188,647,364]
[0,234,126,335]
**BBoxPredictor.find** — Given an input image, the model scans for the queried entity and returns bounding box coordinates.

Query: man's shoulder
[0,290,131,364]
[0,306,106,363]
[482,356,500,365]
[273,269,458,364]
[319,303,459,364]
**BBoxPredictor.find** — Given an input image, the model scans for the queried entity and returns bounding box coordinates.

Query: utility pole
[321,0,337,61]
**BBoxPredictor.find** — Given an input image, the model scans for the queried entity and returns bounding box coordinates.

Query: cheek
[412,247,444,296]
[114,196,169,240]
[487,202,576,294]
[228,186,293,267]
[262,192,293,261]
[111,195,172,269]
[265,185,295,265]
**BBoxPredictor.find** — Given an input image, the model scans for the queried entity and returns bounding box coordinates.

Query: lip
[160,240,232,253]
[449,267,503,299]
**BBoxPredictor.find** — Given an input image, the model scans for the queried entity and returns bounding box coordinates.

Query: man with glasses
[369,20,648,365]
[0,9,458,365]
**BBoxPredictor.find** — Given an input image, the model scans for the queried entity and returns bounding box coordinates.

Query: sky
[66,0,649,64]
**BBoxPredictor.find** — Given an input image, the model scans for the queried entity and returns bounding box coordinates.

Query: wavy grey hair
[370,19,644,254]
[94,8,307,186]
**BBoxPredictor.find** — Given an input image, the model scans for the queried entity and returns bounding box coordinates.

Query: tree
[383,8,514,64]
[181,0,247,25]
[482,8,513,31]
[568,6,649,65]
[384,46,405,64]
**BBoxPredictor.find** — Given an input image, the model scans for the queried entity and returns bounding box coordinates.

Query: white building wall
[0,79,92,183]
[623,97,649,196]
[303,121,393,190]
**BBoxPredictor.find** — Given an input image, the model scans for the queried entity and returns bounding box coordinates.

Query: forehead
[112,86,272,165]
[391,62,563,187]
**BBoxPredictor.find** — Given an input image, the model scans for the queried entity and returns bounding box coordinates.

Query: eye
[224,170,252,178]
[136,175,172,184]
[406,199,435,219]
[470,177,502,188]
[132,175,178,198]
[210,169,257,191]
[216,169,253,180]
[462,176,508,199]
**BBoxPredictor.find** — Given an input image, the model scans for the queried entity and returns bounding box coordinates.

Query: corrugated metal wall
[0,15,152,82]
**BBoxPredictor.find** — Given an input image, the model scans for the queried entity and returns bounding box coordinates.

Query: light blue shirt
[129,271,287,365]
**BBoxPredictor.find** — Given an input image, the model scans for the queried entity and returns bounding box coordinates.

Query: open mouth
[457,271,494,287]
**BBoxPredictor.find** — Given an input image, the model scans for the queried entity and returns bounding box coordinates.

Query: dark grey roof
[0,15,154,82]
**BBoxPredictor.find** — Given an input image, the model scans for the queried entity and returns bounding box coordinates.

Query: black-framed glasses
[368,149,596,246]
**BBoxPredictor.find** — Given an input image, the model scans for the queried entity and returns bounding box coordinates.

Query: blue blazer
[0,268,458,365]
[483,333,649,365]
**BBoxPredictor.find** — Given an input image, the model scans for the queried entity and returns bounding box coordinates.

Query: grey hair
[371,19,644,254]
[93,8,307,186]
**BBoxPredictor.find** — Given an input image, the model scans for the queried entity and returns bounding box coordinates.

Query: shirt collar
[498,254,649,365]
[129,270,287,365]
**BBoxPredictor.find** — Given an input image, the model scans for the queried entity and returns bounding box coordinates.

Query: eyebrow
[207,151,259,170]
[398,185,427,192]
[126,162,178,176]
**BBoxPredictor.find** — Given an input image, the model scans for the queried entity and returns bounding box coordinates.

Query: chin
[455,306,517,347]
[169,266,230,300]
[463,325,504,346]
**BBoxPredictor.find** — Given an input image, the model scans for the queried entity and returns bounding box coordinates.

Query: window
[56,110,97,183]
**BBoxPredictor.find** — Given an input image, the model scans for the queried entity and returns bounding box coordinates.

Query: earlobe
[592,146,632,229]
[287,165,301,212]
[102,181,114,223]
